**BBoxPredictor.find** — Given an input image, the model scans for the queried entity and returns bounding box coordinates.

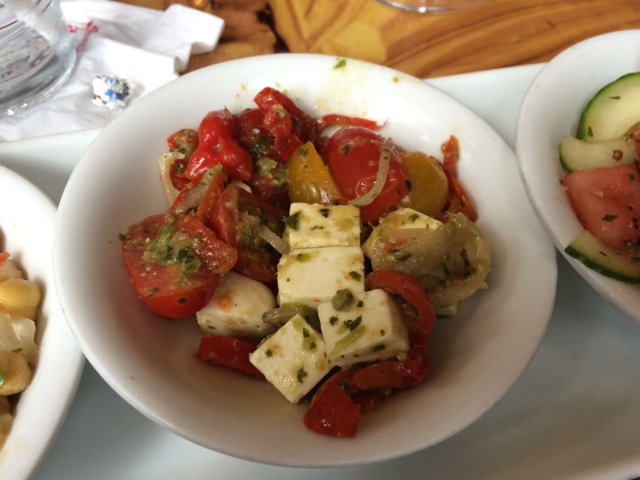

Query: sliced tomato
[197,334,264,379]
[210,185,286,283]
[304,370,361,438]
[121,214,217,318]
[322,126,410,223]
[564,163,640,247]
[172,214,237,276]
[315,114,382,132]
[186,110,252,182]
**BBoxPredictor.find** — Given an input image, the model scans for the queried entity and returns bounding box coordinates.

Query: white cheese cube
[249,314,332,403]
[277,246,365,309]
[318,289,410,368]
[286,203,361,249]
[197,271,277,338]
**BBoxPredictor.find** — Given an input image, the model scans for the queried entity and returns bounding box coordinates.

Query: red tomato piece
[322,126,410,223]
[186,110,252,182]
[210,185,286,283]
[304,370,361,438]
[166,128,198,191]
[440,135,477,221]
[253,87,312,161]
[350,343,430,392]
[197,334,264,379]
[234,108,275,160]
[121,215,217,318]
[564,163,640,247]
[173,214,237,276]
[315,114,382,132]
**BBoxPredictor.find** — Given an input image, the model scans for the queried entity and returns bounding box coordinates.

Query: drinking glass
[0,0,76,117]
[376,0,484,13]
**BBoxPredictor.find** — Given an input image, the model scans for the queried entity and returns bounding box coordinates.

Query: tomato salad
[121,87,491,437]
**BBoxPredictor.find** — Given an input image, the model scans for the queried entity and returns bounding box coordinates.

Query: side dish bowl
[54,54,556,467]
[0,166,84,479]
[516,30,640,326]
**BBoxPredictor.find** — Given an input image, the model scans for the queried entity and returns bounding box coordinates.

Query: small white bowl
[516,30,640,326]
[54,54,556,467]
[0,166,84,479]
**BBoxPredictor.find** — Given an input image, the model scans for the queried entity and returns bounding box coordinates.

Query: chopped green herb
[284,211,301,230]
[345,316,362,331]
[332,289,355,311]
[296,367,308,383]
[334,58,347,69]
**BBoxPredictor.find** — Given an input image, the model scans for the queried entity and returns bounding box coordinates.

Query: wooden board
[117,0,640,78]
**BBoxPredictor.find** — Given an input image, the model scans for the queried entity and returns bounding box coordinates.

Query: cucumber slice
[577,72,640,142]
[558,135,636,172]
[565,230,640,283]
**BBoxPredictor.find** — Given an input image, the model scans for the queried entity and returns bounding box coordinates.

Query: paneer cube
[318,289,410,368]
[285,203,361,249]
[197,271,277,338]
[249,314,332,403]
[277,246,365,309]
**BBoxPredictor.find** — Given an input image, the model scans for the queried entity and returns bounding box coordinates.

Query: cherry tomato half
[121,214,217,318]
[400,151,449,218]
[323,127,410,223]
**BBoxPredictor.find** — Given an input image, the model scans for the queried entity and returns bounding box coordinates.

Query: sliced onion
[349,142,392,207]
[158,152,184,206]
[0,313,37,365]
[248,215,290,255]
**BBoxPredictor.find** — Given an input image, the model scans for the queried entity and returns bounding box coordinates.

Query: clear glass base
[0,47,76,117]
[375,0,484,13]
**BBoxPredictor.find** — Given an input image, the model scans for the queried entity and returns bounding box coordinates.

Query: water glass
[0,0,76,117]
[376,0,484,13]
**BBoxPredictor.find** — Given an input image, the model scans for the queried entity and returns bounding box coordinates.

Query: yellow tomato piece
[288,142,342,204]
[400,151,449,217]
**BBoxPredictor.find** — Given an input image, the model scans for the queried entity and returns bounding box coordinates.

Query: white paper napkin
[0,0,224,142]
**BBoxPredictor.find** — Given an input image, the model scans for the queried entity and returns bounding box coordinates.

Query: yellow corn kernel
[0,350,32,396]
[0,279,42,320]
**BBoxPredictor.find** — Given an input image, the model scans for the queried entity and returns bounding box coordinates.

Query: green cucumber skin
[558,135,636,172]
[577,72,640,142]
[565,230,640,283]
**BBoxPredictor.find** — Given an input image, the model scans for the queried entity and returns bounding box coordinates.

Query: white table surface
[1,64,639,480]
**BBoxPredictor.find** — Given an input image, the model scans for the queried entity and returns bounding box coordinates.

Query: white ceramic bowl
[54,54,556,467]
[516,30,640,327]
[0,166,84,479]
